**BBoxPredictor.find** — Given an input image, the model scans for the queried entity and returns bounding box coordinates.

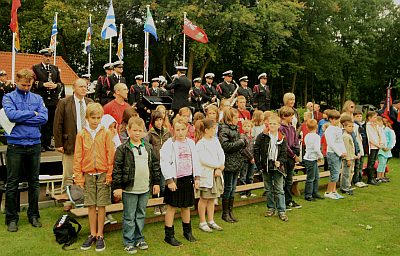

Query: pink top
[176,140,193,178]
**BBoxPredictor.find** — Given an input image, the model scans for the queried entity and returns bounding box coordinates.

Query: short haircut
[353,110,362,116]
[366,111,377,120]
[127,116,145,130]
[150,110,164,128]
[283,93,295,106]
[323,109,331,115]
[263,111,273,121]
[376,116,383,123]
[85,102,104,118]
[122,107,139,124]
[269,114,281,123]
[242,119,253,128]
[340,113,352,125]
[73,78,87,88]
[114,82,127,92]
[16,69,35,81]
[306,119,318,131]
[328,110,340,120]
[237,95,246,102]
[304,111,312,119]
[223,108,238,124]
[279,106,294,117]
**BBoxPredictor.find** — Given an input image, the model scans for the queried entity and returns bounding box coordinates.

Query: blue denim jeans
[239,161,256,195]
[122,192,149,246]
[262,171,286,213]
[5,144,41,224]
[304,159,320,199]
[327,152,341,182]
[222,172,238,199]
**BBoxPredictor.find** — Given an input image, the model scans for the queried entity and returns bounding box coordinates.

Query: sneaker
[154,206,161,215]
[249,193,257,197]
[324,192,339,200]
[104,217,111,225]
[285,204,292,211]
[199,222,213,233]
[333,192,345,199]
[278,212,289,222]
[124,245,138,254]
[135,241,149,250]
[161,205,167,215]
[360,182,369,187]
[288,201,302,209]
[207,221,223,231]
[355,182,364,188]
[340,189,354,196]
[107,214,117,224]
[81,235,96,250]
[96,236,106,252]
[264,209,275,217]
[240,195,247,199]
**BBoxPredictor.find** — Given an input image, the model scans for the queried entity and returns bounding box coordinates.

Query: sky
[395,0,400,5]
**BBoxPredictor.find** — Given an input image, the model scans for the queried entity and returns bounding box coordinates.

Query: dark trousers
[5,144,41,224]
[284,157,295,205]
[41,104,56,148]
[366,149,379,182]
[304,159,319,199]
[239,161,256,195]
[222,172,238,199]
[352,156,364,184]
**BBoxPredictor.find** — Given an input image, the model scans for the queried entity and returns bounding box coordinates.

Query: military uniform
[165,66,191,113]
[0,71,14,109]
[253,73,271,111]
[237,76,254,110]
[148,87,167,97]
[216,70,236,100]
[191,79,206,113]
[131,81,148,120]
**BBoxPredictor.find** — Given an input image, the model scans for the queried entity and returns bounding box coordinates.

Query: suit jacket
[98,74,126,105]
[166,75,191,110]
[253,84,271,111]
[217,81,236,99]
[32,63,64,106]
[53,95,93,155]
[202,83,218,102]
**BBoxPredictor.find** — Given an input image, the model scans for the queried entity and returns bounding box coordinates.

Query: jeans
[304,159,320,199]
[122,192,149,246]
[262,171,285,213]
[352,157,364,184]
[340,159,354,190]
[283,157,295,204]
[366,149,379,181]
[239,161,256,195]
[377,155,388,173]
[222,171,238,199]
[5,144,41,224]
[327,152,341,182]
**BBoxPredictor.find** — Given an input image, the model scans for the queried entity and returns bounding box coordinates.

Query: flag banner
[101,0,117,40]
[381,85,394,125]
[183,17,208,43]
[10,0,21,51]
[116,26,123,60]
[83,18,92,54]
[144,8,158,40]
[49,15,58,51]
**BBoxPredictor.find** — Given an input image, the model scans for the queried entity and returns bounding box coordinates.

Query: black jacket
[112,140,161,191]
[253,84,271,111]
[217,81,236,99]
[254,132,287,176]
[218,123,246,172]
[32,63,64,106]
[202,84,218,102]
[166,75,191,110]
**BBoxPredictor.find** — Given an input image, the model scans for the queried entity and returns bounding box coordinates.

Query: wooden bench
[39,175,63,198]
[291,171,330,196]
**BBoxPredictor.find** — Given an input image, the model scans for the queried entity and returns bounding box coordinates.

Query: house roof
[0,51,78,85]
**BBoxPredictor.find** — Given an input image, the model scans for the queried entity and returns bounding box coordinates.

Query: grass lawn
[1,159,400,256]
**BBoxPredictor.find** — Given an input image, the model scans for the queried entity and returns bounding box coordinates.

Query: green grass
[1,160,400,256]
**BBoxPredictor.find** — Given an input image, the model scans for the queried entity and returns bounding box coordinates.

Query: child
[112,117,161,253]
[321,122,330,172]
[300,112,313,159]
[252,110,265,139]
[236,95,251,134]
[205,104,219,137]
[218,98,231,122]
[318,109,330,136]
[377,117,395,182]
[178,107,195,140]
[148,110,171,215]
[340,115,356,195]
[324,110,346,199]
[74,103,115,252]
[155,104,172,131]
[254,114,288,221]
[195,118,225,232]
[365,111,384,185]
[353,111,368,187]
[120,107,140,143]
[239,119,257,198]
[160,117,202,246]
[218,108,246,223]
[303,119,324,201]
[193,112,205,127]
[278,106,302,209]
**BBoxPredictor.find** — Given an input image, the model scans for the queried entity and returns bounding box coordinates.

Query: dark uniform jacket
[216,81,236,100]
[190,86,206,112]
[98,73,126,105]
[237,86,253,109]
[202,83,218,103]
[166,75,191,111]
[148,87,167,97]
[32,63,63,106]
[0,81,14,109]
[131,83,147,110]
[253,83,271,111]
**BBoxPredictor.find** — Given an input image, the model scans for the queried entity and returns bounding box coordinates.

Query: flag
[183,17,208,43]
[10,0,21,51]
[83,18,92,54]
[144,8,157,40]
[381,85,394,125]
[116,26,123,60]
[49,15,58,51]
[101,0,117,40]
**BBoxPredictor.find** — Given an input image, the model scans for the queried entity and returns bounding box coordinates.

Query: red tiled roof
[0,51,78,85]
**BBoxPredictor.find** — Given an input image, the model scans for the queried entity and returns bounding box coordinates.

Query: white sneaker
[360,182,369,188]
[199,222,213,232]
[154,206,161,216]
[249,193,257,197]
[240,195,248,199]
[106,214,117,224]
[208,221,223,231]
[355,182,364,188]
[334,192,345,199]
[324,192,339,200]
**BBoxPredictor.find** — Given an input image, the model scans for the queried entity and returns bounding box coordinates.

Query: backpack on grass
[53,214,82,250]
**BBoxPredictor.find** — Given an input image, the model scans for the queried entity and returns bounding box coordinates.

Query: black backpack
[53,214,82,250]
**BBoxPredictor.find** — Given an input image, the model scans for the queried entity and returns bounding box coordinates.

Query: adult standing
[216,70,236,100]
[388,100,400,158]
[53,79,93,192]
[32,48,64,152]
[165,66,191,114]
[202,73,218,106]
[95,63,114,105]
[237,76,253,111]
[3,69,48,232]
[131,75,148,120]
[103,83,130,126]
[253,73,271,111]
[0,70,14,109]
[282,92,300,130]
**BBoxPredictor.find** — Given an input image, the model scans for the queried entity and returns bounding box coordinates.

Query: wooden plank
[235,182,264,192]
[53,194,69,202]
[291,171,330,196]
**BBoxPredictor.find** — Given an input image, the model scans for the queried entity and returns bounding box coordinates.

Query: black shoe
[95,236,106,252]
[313,193,325,200]
[29,217,42,227]
[7,221,18,232]
[182,222,197,242]
[81,235,97,250]
[305,197,316,201]
[288,200,302,209]
[45,146,55,151]
[41,147,46,152]
[164,226,182,246]
[367,180,379,185]
[340,189,354,195]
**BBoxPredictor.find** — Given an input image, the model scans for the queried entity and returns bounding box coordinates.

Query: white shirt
[74,95,86,132]
[325,125,346,156]
[304,132,323,161]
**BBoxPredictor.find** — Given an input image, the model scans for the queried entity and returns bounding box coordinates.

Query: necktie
[79,100,86,129]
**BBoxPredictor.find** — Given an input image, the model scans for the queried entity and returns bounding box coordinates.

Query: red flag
[381,86,394,124]
[183,18,208,44]
[10,0,21,33]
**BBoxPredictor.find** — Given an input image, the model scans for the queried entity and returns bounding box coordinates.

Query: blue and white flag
[101,0,117,40]
[49,15,58,50]
[144,8,157,40]
[116,25,123,60]
[83,18,92,54]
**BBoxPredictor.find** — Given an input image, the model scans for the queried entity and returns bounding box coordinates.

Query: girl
[119,107,140,143]
[205,104,219,138]
[365,111,384,185]
[377,117,395,182]
[160,117,201,246]
[178,107,195,140]
[218,98,231,122]
[195,119,225,232]
[154,105,172,131]
[218,108,246,223]
[252,110,265,139]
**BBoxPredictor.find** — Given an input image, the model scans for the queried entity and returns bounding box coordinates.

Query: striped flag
[9,0,21,51]
[116,25,123,60]
[144,8,157,40]
[49,14,58,51]
[83,18,92,54]
[101,0,117,40]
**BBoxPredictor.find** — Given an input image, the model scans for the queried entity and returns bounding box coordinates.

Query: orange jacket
[73,126,115,186]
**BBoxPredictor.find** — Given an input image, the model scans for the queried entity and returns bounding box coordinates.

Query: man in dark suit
[253,72,271,111]
[237,76,253,111]
[149,77,167,97]
[190,77,206,113]
[95,63,114,104]
[131,75,149,119]
[32,48,64,152]
[202,73,218,106]
[53,78,93,192]
[165,66,191,114]
[216,70,237,100]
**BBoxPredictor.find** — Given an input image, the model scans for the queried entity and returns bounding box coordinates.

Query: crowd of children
[71,95,395,253]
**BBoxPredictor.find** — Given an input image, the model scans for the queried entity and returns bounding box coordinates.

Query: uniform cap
[193,77,202,83]
[258,73,268,80]
[39,48,53,56]
[175,66,188,71]
[205,73,215,79]
[0,70,7,76]
[113,60,124,68]
[135,75,144,80]
[239,76,248,82]
[222,70,233,77]
[152,77,160,82]
[103,63,113,70]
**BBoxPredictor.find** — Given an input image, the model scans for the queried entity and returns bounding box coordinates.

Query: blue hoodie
[2,87,48,145]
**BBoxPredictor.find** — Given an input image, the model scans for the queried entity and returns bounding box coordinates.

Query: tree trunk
[291,72,297,93]
[199,56,212,79]
[341,65,349,108]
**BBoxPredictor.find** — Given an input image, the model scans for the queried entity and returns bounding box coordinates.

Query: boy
[340,115,356,195]
[236,95,251,134]
[254,114,288,221]
[324,110,347,199]
[240,119,256,198]
[278,106,302,210]
[113,117,161,254]
[353,111,368,187]
[74,103,115,251]
[303,119,324,201]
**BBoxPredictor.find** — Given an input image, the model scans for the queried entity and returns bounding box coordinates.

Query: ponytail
[195,118,215,142]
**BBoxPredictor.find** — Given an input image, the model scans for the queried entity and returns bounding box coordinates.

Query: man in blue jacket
[2,69,48,232]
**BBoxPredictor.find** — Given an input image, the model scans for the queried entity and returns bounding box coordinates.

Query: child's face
[237,99,246,110]
[87,113,102,130]
[232,114,239,125]
[269,119,280,133]
[369,114,377,123]
[158,109,166,118]
[127,124,145,142]
[344,122,354,133]
[204,124,216,138]
[242,123,252,133]
[264,118,270,129]
[108,122,117,135]
[206,110,217,122]
[174,123,188,140]
[282,114,293,123]
[354,114,362,122]
[376,120,383,127]
[329,118,340,126]
[154,118,163,129]
[180,111,190,123]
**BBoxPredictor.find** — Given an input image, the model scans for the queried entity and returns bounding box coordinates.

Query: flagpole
[53,12,58,65]
[144,5,150,83]
[119,23,123,60]
[109,37,112,64]
[88,14,92,77]
[11,32,16,85]
[183,12,187,67]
